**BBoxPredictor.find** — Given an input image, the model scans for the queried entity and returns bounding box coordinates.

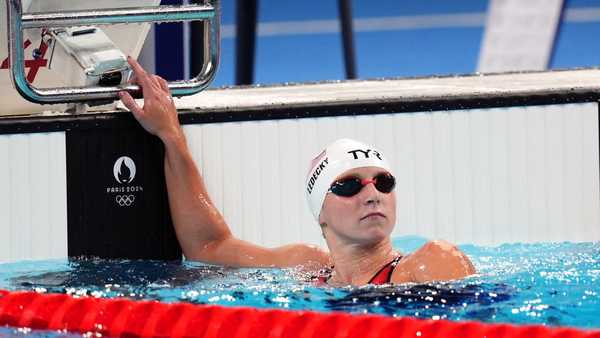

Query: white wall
[0,132,67,262]
[0,102,598,262]
[185,102,600,247]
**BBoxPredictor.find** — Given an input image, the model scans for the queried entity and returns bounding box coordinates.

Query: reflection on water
[0,237,598,330]
[0,327,84,338]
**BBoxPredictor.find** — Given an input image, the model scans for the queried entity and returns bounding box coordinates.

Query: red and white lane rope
[0,289,598,338]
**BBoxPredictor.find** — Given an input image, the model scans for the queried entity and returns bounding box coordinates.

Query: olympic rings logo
[115,194,135,207]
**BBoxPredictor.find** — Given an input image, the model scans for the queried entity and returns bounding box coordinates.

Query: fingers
[119,91,144,118]
[150,75,174,103]
[126,56,153,89]
[150,75,165,91]
[155,75,170,93]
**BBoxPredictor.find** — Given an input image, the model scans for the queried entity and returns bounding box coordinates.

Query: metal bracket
[6,0,220,104]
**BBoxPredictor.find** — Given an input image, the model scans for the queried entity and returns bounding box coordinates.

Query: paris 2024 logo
[106,156,143,207]
[113,156,136,184]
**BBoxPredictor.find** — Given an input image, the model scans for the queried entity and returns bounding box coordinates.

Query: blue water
[0,237,598,337]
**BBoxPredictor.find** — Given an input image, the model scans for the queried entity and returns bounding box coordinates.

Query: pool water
[0,236,598,336]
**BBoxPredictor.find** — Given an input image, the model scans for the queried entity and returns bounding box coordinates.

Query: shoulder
[418,240,463,258]
[300,244,331,266]
[392,240,476,284]
[272,243,331,270]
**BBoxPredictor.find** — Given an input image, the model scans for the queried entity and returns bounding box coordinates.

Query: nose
[361,180,380,205]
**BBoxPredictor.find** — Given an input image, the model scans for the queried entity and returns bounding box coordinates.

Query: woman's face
[319,166,397,245]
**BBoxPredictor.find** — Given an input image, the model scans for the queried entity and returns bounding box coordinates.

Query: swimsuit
[316,255,403,285]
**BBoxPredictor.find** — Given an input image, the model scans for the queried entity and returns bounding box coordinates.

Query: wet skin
[119,57,476,286]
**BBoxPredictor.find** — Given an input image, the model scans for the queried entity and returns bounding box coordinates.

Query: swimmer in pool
[119,57,476,286]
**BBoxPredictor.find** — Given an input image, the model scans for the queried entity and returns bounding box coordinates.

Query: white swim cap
[305,138,394,221]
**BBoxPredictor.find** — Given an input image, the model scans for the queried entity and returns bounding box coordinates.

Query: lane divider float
[0,289,598,337]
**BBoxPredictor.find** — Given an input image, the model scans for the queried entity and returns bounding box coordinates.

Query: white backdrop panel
[0,132,67,262]
[478,0,564,72]
[183,103,600,247]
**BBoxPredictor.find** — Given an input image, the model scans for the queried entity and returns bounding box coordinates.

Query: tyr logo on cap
[347,149,383,160]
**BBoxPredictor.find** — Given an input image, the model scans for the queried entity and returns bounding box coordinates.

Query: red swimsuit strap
[317,255,403,285]
[367,255,403,285]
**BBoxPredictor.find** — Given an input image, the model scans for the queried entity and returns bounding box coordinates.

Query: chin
[356,226,392,244]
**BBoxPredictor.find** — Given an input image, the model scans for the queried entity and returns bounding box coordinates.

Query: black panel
[66,121,181,260]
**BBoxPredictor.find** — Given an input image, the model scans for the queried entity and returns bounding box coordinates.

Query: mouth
[360,212,386,220]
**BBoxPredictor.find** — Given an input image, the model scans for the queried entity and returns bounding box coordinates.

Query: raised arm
[119,57,329,268]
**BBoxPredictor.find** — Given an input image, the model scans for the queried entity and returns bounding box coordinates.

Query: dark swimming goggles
[328,173,396,197]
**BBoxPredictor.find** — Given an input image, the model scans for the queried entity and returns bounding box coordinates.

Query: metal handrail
[6,0,220,104]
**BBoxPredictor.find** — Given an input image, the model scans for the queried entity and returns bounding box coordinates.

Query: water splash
[0,239,598,329]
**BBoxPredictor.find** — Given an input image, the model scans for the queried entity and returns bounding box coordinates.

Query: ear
[318,201,327,226]
[319,222,327,238]
[318,200,329,238]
